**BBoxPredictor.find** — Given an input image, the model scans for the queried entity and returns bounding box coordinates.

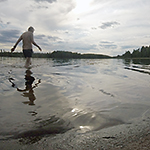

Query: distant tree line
[50,51,111,59]
[0,50,111,59]
[119,46,150,58]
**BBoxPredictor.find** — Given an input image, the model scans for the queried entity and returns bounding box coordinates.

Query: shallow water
[0,57,150,142]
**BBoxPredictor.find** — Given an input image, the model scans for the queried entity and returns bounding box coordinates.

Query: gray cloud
[100,41,112,44]
[0,0,7,2]
[99,41,117,49]
[35,34,61,41]
[48,35,61,41]
[28,1,76,31]
[47,40,97,53]
[35,34,46,39]
[0,19,3,24]
[99,21,120,29]
[91,27,97,30]
[121,45,138,50]
[29,0,57,10]
[0,18,10,27]
[33,34,63,50]
[33,0,57,3]
[0,30,20,43]
[75,44,97,51]
[99,44,117,49]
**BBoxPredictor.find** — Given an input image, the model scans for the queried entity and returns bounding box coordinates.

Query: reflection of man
[11,26,42,68]
[17,70,41,105]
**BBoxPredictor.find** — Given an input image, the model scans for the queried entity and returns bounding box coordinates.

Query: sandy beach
[0,57,150,149]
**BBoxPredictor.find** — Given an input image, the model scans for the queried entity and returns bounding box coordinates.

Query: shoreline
[0,110,150,150]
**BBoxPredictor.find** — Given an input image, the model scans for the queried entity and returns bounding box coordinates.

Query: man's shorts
[23,49,33,58]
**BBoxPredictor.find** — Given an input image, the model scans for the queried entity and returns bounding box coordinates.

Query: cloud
[35,34,61,40]
[0,18,10,28]
[74,44,97,51]
[0,29,20,43]
[45,39,97,53]
[121,45,139,50]
[28,0,76,32]
[35,34,46,40]
[0,0,7,2]
[99,41,117,49]
[33,0,57,3]
[47,35,61,41]
[99,21,120,29]
[91,27,97,30]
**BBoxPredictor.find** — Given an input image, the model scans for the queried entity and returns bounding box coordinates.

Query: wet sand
[0,105,150,150]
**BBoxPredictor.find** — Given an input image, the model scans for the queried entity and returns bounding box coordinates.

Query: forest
[119,46,150,58]
[0,50,111,59]
[1,46,150,59]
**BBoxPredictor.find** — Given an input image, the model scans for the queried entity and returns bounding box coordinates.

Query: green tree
[122,51,131,58]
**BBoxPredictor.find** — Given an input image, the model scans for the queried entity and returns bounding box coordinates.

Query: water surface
[0,57,150,141]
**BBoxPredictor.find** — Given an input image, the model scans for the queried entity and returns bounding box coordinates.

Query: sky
[0,0,150,56]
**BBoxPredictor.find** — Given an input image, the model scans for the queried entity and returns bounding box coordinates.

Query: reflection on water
[17,69,41,105]
[123,58,150,75]
[123,58,150,66]
[9,69,41,105]
[0,57,150,143]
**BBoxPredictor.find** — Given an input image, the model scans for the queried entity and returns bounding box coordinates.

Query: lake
[0,57,150,141]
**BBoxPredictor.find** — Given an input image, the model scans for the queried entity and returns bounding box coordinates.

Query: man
[11,26,42,68]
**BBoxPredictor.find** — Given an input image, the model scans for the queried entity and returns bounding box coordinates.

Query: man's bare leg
[25,57,32,68]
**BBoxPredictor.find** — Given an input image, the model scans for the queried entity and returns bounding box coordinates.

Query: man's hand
[11,47,15,53]
[39,47,42,51]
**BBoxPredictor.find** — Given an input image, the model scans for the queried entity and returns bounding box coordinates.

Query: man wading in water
[11,26,42,68]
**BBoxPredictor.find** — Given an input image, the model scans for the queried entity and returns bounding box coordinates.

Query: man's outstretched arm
[11,36,22,52]
[32,41,42,51]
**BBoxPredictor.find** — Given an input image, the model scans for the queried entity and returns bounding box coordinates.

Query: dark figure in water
[9,69,41,105]
[17,69,41,105]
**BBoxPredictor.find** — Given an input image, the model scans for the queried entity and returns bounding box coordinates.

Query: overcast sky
[0,0,150,56]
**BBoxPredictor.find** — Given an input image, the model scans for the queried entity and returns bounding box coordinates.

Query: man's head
[28,26,34,33]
